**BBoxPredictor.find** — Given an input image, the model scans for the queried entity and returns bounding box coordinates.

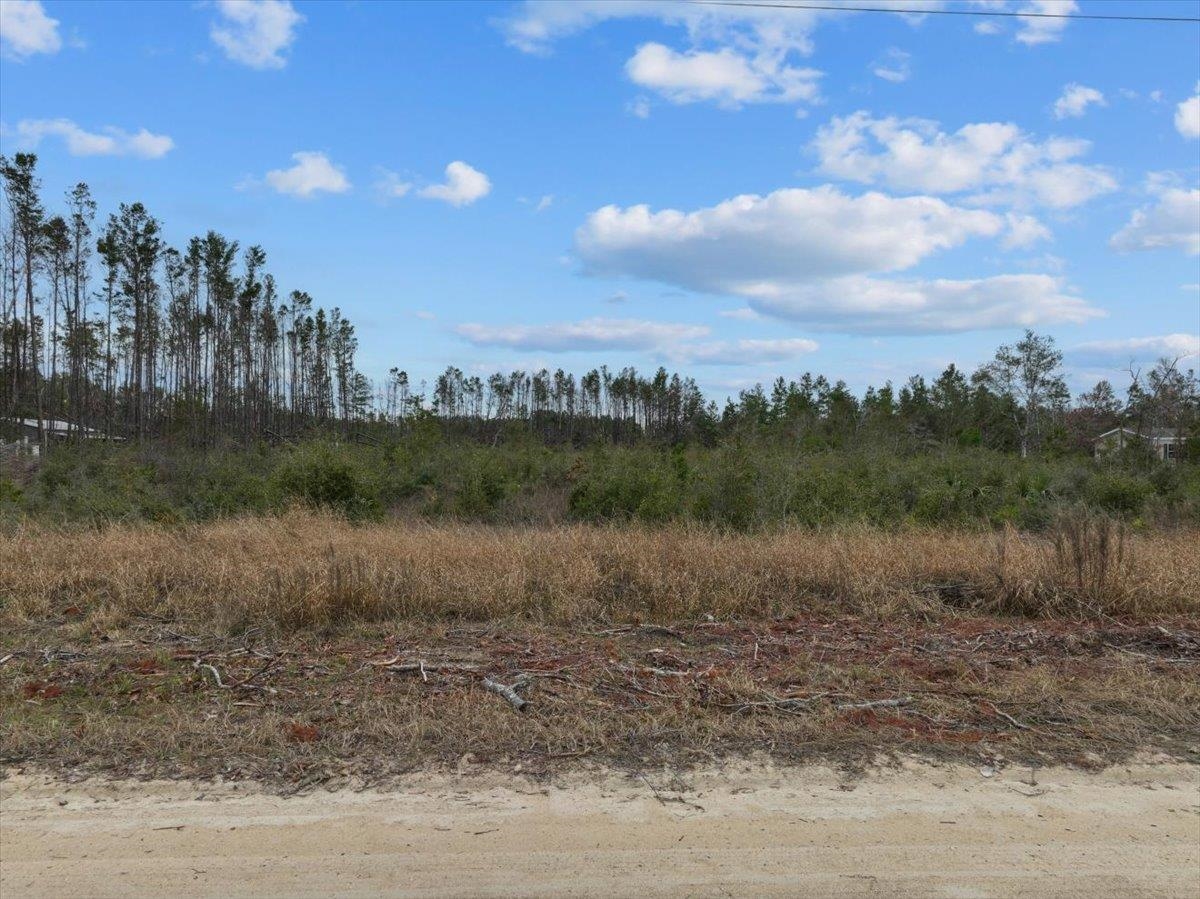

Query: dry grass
[3,617,1197,783]
[2,511,1197,633]
[4,512,1197,782]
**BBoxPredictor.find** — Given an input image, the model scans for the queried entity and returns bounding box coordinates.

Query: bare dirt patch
[3,760,1197,898]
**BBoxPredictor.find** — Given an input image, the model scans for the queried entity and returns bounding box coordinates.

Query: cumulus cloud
[373,169,412,200]
[0,0,60,59]
[499,0,846,110]
[1072,334,1200,366]
[418,161,491,207]
[719,307,761,321]
[625,41,820,106]
[811,111,1117,209]
[1002,212,1052,249]
[575,186,1099,334]
[1109,187,1200,256]
[1013,0,1078,46]
[577,186,1005,287]
[210,0,303,69]
[1176,84,1200,139]
[964,1,1079,45]
[264,152,350,198]
[1053,83,1105,119]
[455,316,819,366]
[871,48,911,83]
[455,317,708,352]
[12,119,174,158]
[744,274,1099,333]
[668,337,819,366]
[500,0,828,57]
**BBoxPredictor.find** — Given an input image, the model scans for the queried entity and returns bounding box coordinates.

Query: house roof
[1093,427,1138,441]
[10,418,108,437]
[1093,426,1181,442]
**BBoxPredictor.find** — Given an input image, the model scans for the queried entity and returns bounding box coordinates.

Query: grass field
[2,512,1197,784]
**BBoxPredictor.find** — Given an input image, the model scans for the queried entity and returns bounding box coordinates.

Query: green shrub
[274,445,380,519]
[1085,472,1151,517]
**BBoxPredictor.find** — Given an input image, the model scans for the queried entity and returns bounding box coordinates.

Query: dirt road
[3,760,1197,898]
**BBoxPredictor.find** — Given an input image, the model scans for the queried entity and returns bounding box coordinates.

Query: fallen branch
[719,692,829,715]
[838,696,911,711]
[483,677,528,711]
[616,663,694,678]
[193,659,227,688]
[373,657,479,674]
[985,701,1035,732]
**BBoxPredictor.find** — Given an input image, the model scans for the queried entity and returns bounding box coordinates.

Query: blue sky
[1,0,1198,400]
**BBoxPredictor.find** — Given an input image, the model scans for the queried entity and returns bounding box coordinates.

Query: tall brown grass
[2,511,1196,631]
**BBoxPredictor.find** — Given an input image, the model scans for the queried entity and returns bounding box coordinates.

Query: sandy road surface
[2,760,1198,898]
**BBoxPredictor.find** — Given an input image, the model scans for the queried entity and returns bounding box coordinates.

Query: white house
[1092,427,1184,462]
[6,418,118,441]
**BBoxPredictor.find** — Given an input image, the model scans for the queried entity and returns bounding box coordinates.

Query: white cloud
[264,151,350,198]
[500,0,853,110]
[0,0,60,59]
[1176,84,1200,139]
[669,337,819,366]
[811,111,1117,209]
[500,0,828,57]
[748,274,1099,333]
[536,194,554,212]
[418,161,491,207]
[455,315,819,366]
[1014,0,1078,46]
[871,48,911,84]
[625,41,820,107]
[577,186,1004,286]
[969,1,1079,45]
[456,317,708,352]
[374,169,412,199]
[1109,187,1200,256]
[719,307,761,321]
[574,186,1098,334]
[210,0,303,70]
[13,119,174,158]
[1002,212,1052,249]
[1053,83,1105,119]
[626,96,652,119]
[414,310,436,321]
[1072,334,1200,365]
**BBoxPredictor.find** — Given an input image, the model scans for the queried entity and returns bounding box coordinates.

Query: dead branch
[718,692,829,715]
[985,701,1035,732]
[838,696,912,711]
[616,663,693,678]
[483,676,528,711]
[373,657,479,674]
[193,659,227,688]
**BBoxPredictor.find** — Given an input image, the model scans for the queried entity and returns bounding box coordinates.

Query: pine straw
[1,511,1196,633]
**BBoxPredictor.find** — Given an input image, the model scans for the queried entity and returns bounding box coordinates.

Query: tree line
[2,153,369,445]
[3,153,1197,456]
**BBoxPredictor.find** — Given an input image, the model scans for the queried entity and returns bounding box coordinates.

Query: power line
[688,1,1200,24]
